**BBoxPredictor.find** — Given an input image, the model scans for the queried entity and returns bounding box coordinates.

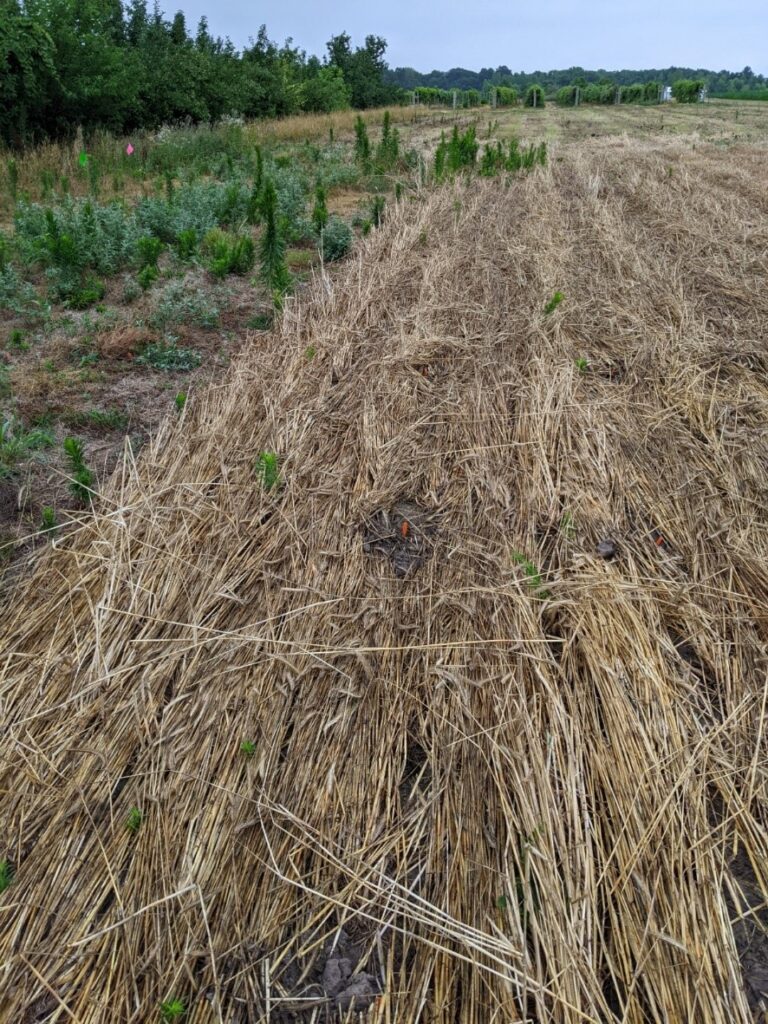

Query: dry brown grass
[246,104,443,144]
[1,133,768,1022]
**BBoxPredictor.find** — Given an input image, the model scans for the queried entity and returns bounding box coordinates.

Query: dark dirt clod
[0,479,18,524]
[335,973,377,1012]
[596,538,618,560]
[265,927,380,1021]
[363,500,437,577]
[727,848,768,1015]
[322,957,377,1011]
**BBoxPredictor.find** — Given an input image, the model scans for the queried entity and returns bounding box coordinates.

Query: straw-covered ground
[1,131,768,1022]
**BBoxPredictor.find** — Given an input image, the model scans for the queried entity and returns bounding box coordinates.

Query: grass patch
[0,419,54,477]
[286,248,316,270]
[136,341,202,372]
[62,408,128,431]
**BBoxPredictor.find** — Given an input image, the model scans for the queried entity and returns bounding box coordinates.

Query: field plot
[1,107,768,1022]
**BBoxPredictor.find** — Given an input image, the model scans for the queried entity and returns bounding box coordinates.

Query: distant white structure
[699,86,708,102]
[662,85,673,102]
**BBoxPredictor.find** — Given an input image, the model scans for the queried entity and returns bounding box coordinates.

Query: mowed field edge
[1,135,768,1022]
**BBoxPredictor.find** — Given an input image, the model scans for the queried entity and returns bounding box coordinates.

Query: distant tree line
[388,64,767,99]
[0,1,400,147]
[3,1,764,148]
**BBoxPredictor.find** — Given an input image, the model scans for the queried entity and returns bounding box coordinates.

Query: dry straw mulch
[1,136,768,1023]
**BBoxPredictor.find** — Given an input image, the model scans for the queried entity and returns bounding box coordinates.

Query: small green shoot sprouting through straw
[512,552,551,599]
[255,451,279,491]
[159,998,186,1021]
[0,859,13,894]
[126,807,143,834]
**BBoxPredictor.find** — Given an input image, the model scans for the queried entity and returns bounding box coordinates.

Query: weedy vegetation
[0,420,54,477]
[136,341,202,372]
[62,437,94,502]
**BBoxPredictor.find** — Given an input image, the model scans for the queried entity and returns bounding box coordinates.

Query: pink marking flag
[126,143,134,156]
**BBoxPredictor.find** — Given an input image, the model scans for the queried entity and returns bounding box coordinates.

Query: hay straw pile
[1,137,768,1023]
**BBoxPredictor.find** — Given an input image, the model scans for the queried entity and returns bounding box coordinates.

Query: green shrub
[16,200,138,277]
[62,436,94,502]
[434,126,479,180]
[320,217,352,262]
[136,182,234,243]
[369,195,385,228]
[375,110,400,169]
[312,183,329,235]
[524,84,545,108]
[672,79,705,103]
[137,235,163,269]
[258,180,291,299]
[480,142,505,176]
[65,275,106,310]
[137,264,159,290]
[515,139,548,171]
[203,230,255,278]
[354,116,371,166]
[272,166,312,241]
[175,228,198,261]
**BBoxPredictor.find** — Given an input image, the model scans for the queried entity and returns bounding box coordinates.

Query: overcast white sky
[172,0,766,73]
